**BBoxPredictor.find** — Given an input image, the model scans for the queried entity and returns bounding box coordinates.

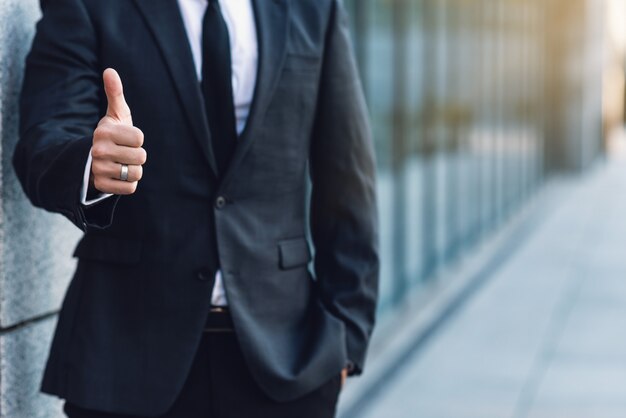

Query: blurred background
[0,0,625,417]
[335,0,626,417]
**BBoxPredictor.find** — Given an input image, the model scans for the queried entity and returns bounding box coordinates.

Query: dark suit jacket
[13,0,379,415]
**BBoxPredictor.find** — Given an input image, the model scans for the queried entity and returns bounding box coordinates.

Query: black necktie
[202,0,237,177]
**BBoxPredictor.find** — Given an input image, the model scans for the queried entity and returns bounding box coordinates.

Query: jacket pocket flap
[278,237,312,269]
[73,235,142,265]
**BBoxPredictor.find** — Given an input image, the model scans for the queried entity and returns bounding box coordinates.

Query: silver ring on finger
[120,164,129,182]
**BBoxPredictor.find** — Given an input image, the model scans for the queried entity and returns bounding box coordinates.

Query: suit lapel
[219,0,290,189]
[132,0,219,177]
[132,0,290,185]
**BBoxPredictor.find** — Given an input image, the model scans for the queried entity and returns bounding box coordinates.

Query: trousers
[63,308,343,418]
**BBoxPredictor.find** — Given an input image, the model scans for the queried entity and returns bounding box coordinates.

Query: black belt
[204,306,234,332]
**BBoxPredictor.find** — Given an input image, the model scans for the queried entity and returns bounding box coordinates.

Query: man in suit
[13,0,378,416]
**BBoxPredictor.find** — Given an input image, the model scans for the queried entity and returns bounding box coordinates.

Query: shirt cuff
[81,148,113,206]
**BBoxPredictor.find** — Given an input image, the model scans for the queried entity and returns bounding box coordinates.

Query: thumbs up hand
[90,68,147,195]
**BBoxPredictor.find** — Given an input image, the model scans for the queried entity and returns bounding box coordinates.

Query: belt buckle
[204,306,232,332]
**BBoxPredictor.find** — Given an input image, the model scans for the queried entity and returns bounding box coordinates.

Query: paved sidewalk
[355,142,626,418]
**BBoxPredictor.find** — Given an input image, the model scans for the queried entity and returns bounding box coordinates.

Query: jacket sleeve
[13,0,119,232]
[309,0,380,376]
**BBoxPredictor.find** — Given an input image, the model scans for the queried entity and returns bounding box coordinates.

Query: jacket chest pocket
[282,53,321,74]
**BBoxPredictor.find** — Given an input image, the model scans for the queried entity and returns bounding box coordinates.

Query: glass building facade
[341,0,604,319]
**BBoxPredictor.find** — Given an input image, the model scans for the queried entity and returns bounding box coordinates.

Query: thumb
[103,68,132,125]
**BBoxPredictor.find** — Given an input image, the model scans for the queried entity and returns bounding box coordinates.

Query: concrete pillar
[0,0,81,416]
[544,0,605,172]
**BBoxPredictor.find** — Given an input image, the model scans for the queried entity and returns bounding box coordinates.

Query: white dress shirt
[81,0,259,306]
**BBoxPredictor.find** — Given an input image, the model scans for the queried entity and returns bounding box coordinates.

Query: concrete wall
[0,1,81,417]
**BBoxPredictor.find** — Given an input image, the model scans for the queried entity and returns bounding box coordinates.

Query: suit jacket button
[215,196,226,209]
[196,269,211,282]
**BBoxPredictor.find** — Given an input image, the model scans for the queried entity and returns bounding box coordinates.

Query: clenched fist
[90,68,146,195]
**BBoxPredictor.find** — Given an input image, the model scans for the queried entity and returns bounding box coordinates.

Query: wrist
[345,360,355,374]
